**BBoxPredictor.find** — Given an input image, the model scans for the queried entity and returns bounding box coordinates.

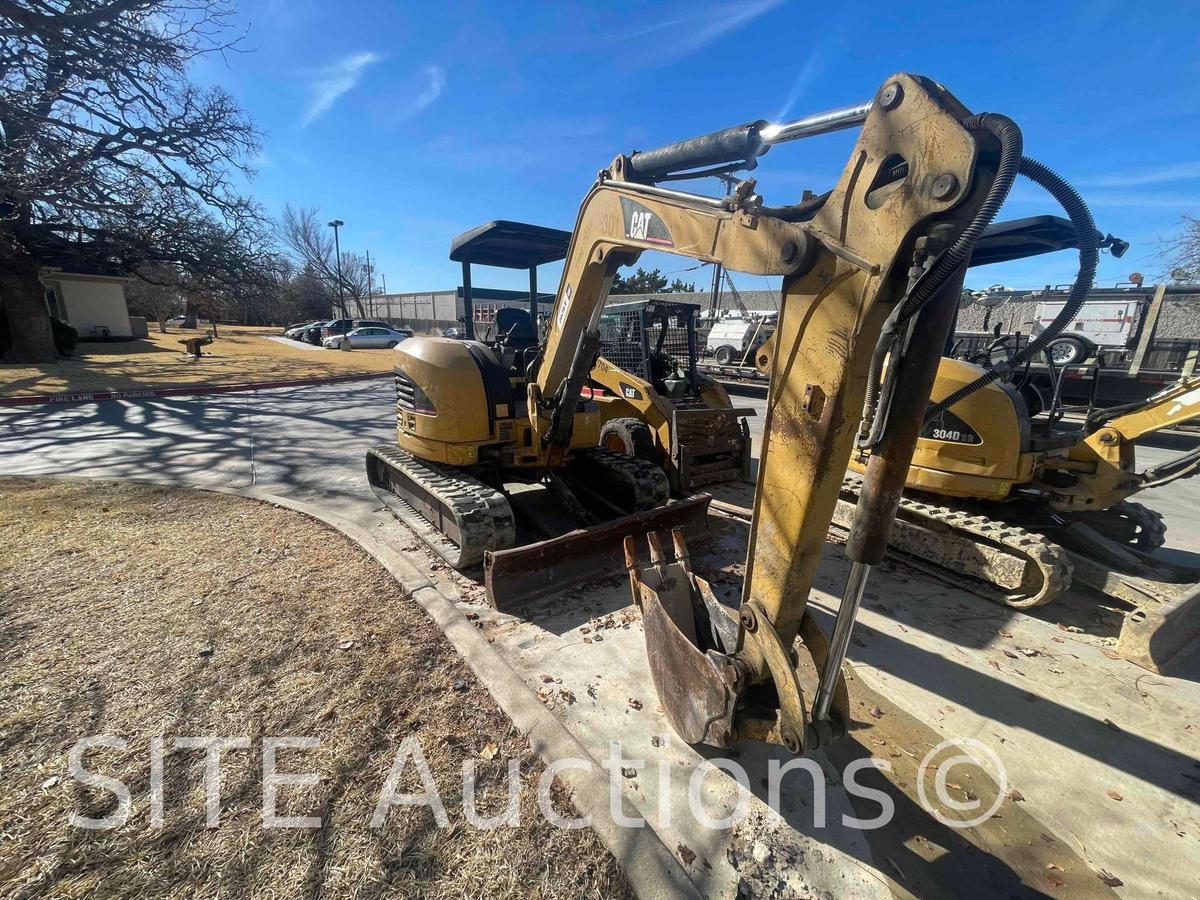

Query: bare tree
[1163,216,1200,283]
[125,263,184,332]
[0,0,269,361]
[278,205,372,317]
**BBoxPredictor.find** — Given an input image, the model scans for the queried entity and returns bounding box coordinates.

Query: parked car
[302,320,332,344]
[284,320,318,339]
[166,315,187,326]
[323,326,412,350]
[283,320,317,338]
[319,318,391,342]
[441,327,464,339]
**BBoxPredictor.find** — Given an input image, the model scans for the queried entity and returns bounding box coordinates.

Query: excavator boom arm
[531,183,805,454]
[1108,377,1200,440]
[623,74,1008,753]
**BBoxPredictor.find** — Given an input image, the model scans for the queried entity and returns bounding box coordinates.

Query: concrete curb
[2,474,702,900]
[0,371,391,408]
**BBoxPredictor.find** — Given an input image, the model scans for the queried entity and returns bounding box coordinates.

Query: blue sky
[199,0,1200,295]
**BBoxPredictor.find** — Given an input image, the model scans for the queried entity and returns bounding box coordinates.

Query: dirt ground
[0,479,630,899]
[0,326,392,398]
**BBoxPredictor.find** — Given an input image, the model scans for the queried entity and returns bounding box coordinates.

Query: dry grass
[0,479,630,899]
[0,326,392,398]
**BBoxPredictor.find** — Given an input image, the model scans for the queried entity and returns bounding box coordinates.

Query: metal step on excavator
[368,71,1127,754]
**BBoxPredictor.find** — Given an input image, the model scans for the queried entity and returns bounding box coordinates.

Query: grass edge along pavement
[0,476,699,899]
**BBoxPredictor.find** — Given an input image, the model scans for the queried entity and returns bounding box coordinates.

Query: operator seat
[494,307,539,377]
[495,307,537,350]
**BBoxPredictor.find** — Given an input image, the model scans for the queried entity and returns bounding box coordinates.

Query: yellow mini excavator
[839,345,1200,610]
[369,72,1094,753]
[811,214,1200,611]
[366,220,750,603]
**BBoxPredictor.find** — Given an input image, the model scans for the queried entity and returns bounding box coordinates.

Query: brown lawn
[0,479,630,899]
[1,326,392,398]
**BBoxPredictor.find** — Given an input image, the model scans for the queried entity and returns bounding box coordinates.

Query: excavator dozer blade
[483,494,711,612]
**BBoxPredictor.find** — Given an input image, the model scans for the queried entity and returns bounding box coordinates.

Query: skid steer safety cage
[599,300,700,389]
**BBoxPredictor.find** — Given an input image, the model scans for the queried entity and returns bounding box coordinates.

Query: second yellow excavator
[736,207,1200,610]
[850,246,1200,608]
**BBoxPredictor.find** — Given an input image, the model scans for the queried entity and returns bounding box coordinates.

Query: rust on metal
[1114,582,1200,673]
[639,573,738,747]
[483,494,711,611]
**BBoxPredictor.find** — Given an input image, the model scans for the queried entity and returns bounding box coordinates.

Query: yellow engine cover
[853,357,1032,501]
[393,338,494,465]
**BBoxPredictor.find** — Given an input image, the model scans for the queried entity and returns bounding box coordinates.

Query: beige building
[40,268,134,339]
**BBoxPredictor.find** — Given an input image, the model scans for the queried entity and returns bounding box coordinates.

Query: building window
[44,285,66,320]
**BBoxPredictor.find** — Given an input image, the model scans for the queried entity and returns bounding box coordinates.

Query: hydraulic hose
[897,113,1024,320]
[859,113,1023,445]
[923,156,1099,423]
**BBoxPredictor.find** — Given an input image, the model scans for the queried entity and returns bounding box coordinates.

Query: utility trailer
[957,282,1200,408]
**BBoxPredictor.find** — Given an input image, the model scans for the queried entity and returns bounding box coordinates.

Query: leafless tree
[125,263,184,332]
[278,204,373,318]
[0,0,269,361]
[1163,216,1200,283]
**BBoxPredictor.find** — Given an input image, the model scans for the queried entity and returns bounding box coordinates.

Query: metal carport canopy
[449,220,571,269]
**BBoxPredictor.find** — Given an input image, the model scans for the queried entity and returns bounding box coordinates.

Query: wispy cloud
[1079,161,1200,188]
[623,0,784,65]
[774,48,827,121]
[301,51,384,127]
[426,116,610,175]
[391,65,447,124]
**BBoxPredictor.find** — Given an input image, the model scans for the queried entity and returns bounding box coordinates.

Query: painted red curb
[0,371,392,408]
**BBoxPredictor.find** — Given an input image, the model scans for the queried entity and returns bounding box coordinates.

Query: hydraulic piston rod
[627,100,872,182]
[814,258,973,725]
[759,101,873,145]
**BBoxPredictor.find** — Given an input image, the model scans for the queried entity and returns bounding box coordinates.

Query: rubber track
[571,447,670,511]
[1095,500,1167,552]
[366,444,515,569]
[840,474,1073,609]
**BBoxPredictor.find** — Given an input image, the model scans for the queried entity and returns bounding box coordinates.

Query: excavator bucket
[626,529,851,753]
[628,530,742,747]
[483,495,711,611]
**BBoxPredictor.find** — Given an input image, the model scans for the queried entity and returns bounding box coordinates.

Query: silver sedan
[323,326,412,350]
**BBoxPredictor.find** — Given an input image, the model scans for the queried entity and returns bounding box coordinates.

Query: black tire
[599,417,656,461]
[386,341,398,349]
[714,345,737,365]
[1047,335,1092,367]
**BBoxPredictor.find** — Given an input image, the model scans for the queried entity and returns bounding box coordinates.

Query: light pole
[365,248,374,317]
[328,219,346,318]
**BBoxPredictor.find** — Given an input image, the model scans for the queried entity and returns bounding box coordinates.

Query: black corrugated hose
[922,156,1099,423]
[859,113,1023,445]
[897,113,1024,319]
